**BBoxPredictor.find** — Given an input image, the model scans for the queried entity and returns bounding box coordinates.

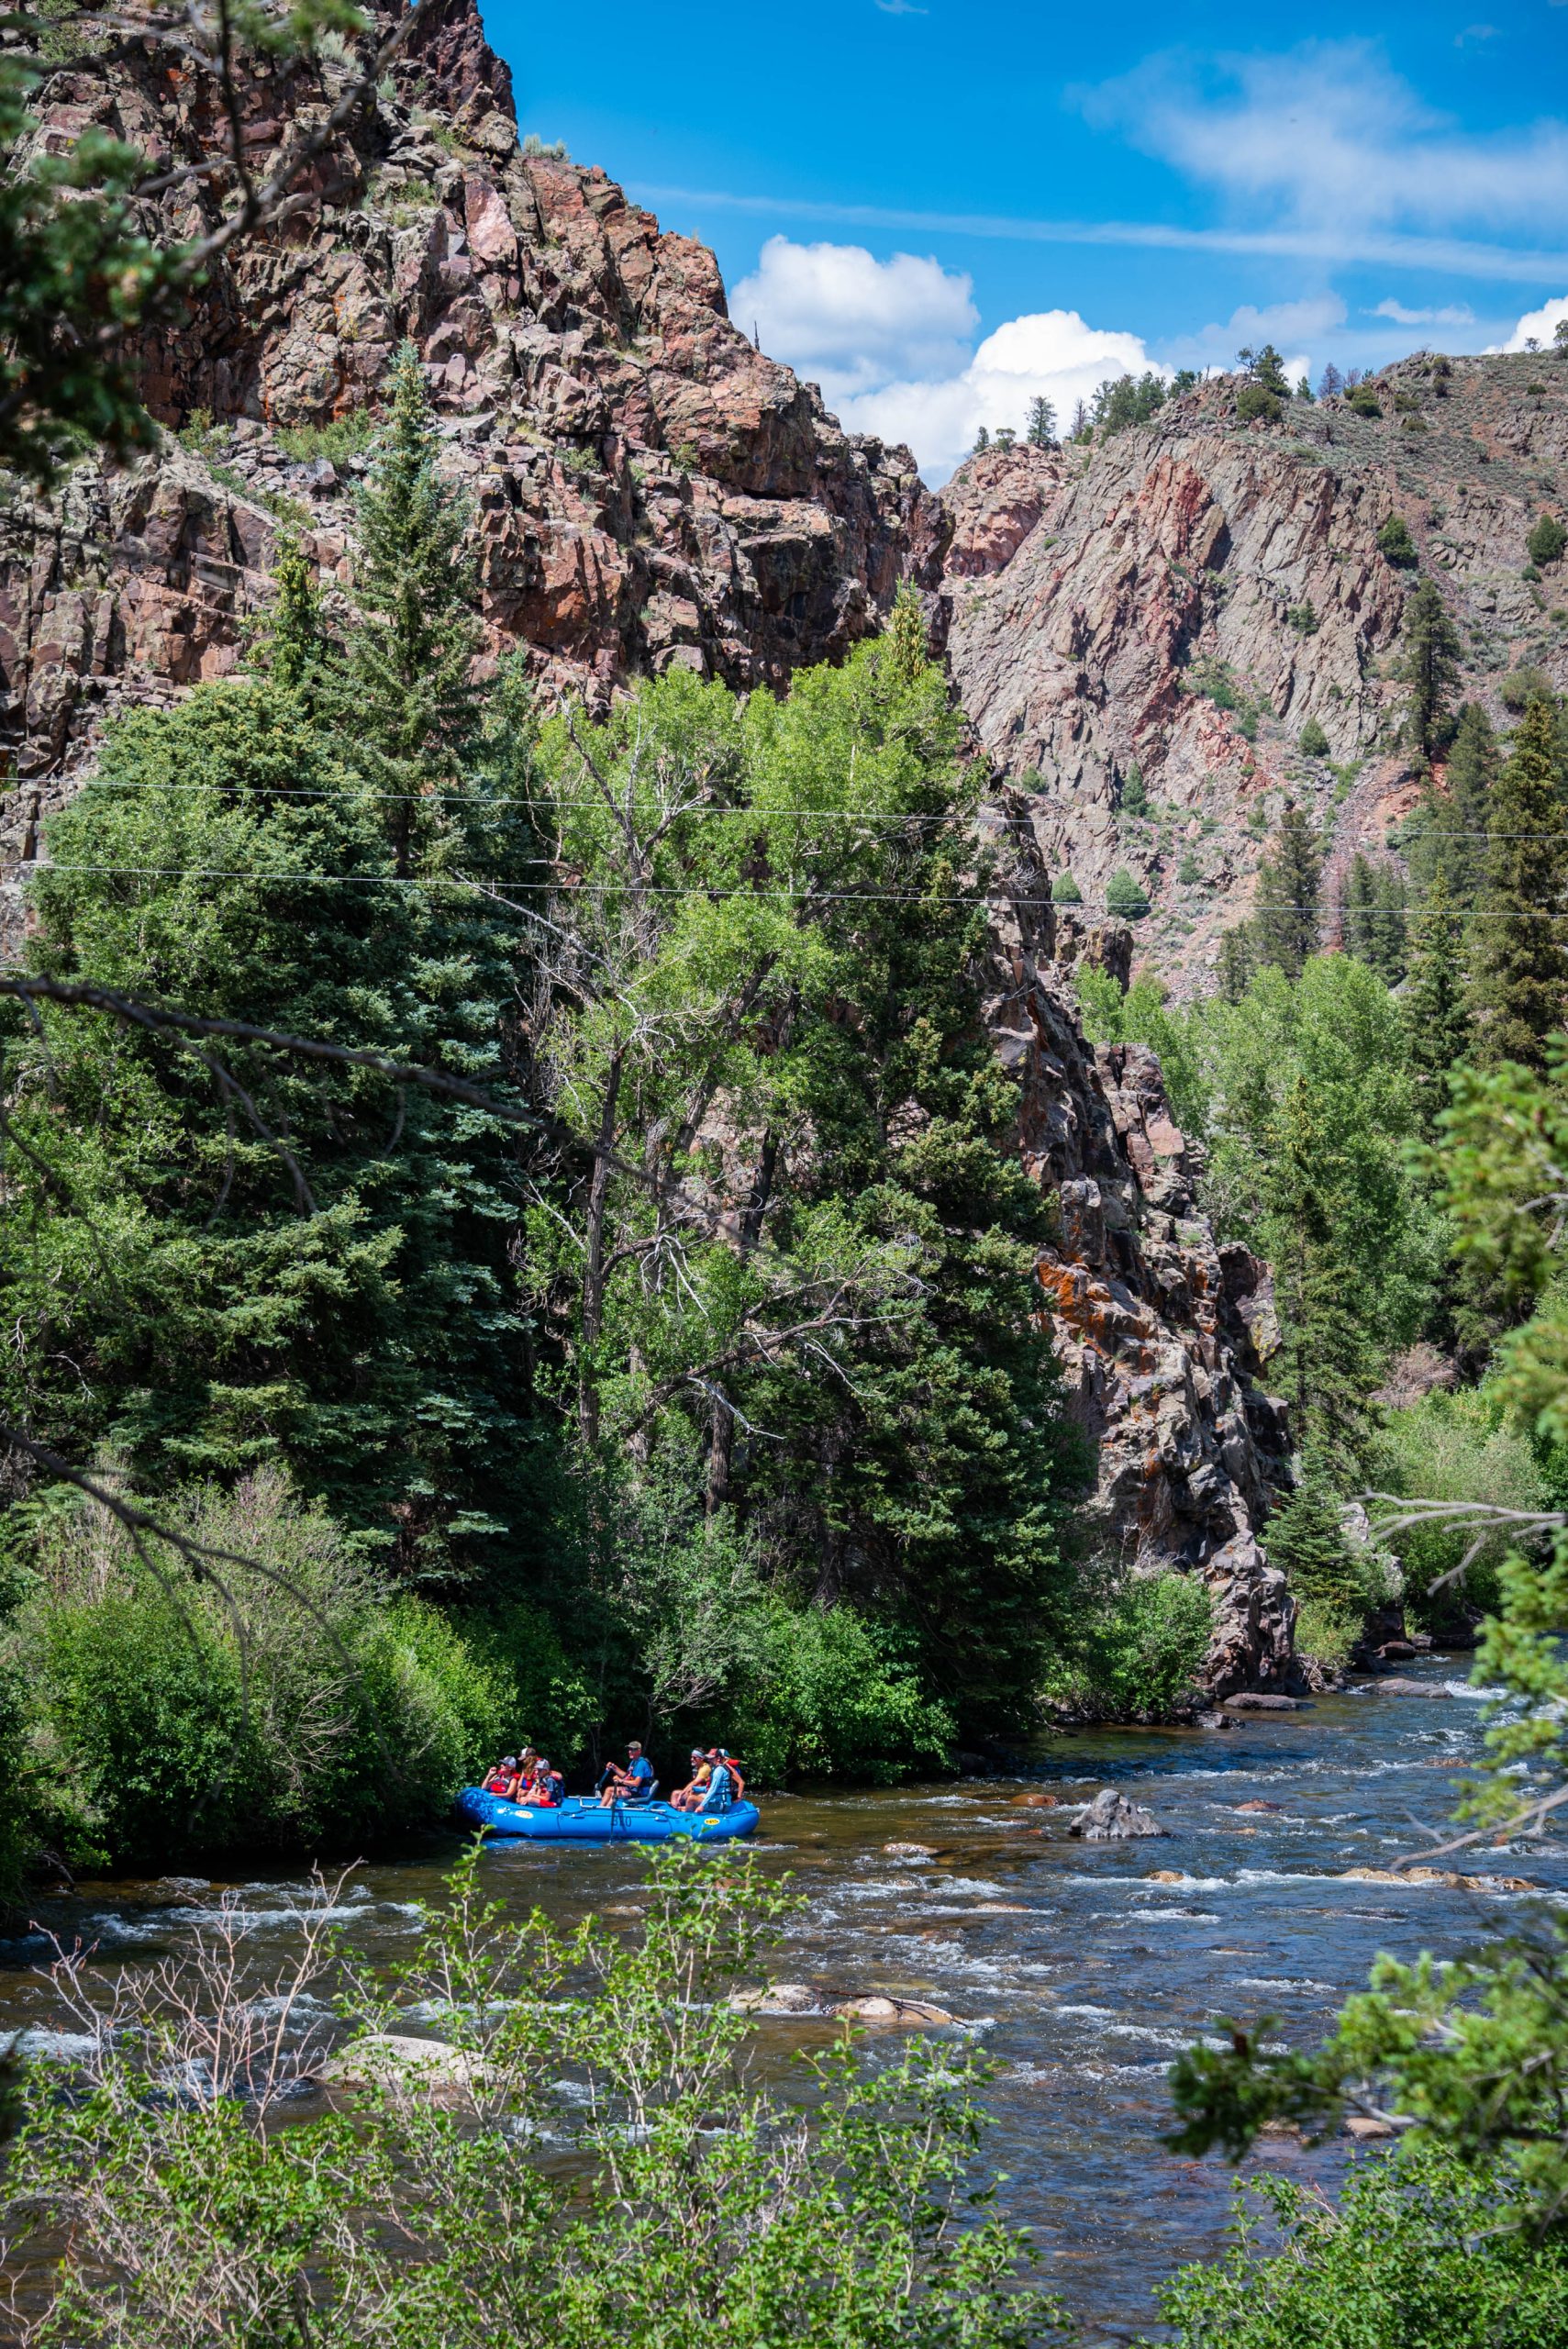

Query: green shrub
[275,411,373,465]
[1377,513,1418,566]
[0,1845,1062,2349]
[1152,2146,1568,2348]
[1120,765,1150,817]
[1367,1386,1543,1628]
[12,1472,512,1868]
[1043,1571,1213,1722]
[1298,716,1330,757]
[1178,852,1201,885]
[1235,383,1282,425]
[1286,601,1318,636]
[1348,383,1383,417]
[728,1606,954,1784]
[1527,513,1567,566]
[1106,866,1151,919]
[1051,870,1083,904]
[1499,663,1552,711]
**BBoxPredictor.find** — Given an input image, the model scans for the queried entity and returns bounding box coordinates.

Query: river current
[5,1656,1563,2342]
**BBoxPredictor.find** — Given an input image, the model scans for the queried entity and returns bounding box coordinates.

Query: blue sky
[484,0,1568,479]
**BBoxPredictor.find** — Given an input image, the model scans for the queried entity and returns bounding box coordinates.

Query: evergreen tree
[1403,866,1473,1141]
[1254,805,1323,978]
[1265,1463,1362,1620]
[1339,853,1378,964]
[1473,697,1568,1071]
[972,424,990,453]
[1399,577,1463,770]
[1318,362,1344,398]
[1263,1077,1381,1480]
[1026,395,1056,446]
[333,343,485,877]
[250,534,328,700]
[1407,701,1496,911]
[1217,924,1256,1005]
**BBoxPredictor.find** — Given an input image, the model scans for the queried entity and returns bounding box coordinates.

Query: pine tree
[1371,864,1408,983]
[1265,1462,1362,1621]
[972,424,990,453]
[1444,702,1499,906]
[251,534,328,699]
[1403,865,1473,1140]
[1473,696,1568,1070]
[1406,706,1496,916]
[1217,924,1256,1005]
[1026,395,1056,446]
[1263,1076,1381,1480]
[1339,853,1377,963]
[1254,805,1323,978]
[335,343,484,876]
[1399,577,1463,770]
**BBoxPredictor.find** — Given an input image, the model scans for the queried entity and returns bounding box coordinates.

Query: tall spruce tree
[334,343,485,877]
[1263,1076,1381,1481]
[1473,696,1568,1071]
[1399,577,1464,771]
[1217,924,1257,1004]
[1404,866,1473,1140]
[1406,702,1496,915]
[1255,805,1323,977]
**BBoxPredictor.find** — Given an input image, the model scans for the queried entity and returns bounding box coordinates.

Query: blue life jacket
[700,1762,733,1812]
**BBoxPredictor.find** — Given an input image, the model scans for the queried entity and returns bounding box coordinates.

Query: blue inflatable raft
[455,1787,761,1842]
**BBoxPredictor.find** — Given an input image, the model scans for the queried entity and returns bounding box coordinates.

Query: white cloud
[1486,293,1568,350]
[1084,42,1568,241]
[734,238,1161,481]
[730,235,975,397]
[1165,293,1345,375]
[1370,298,1477,326]
[838,308,1163,483]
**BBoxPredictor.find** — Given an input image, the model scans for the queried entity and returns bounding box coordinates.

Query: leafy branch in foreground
[0,1841,1068,2348]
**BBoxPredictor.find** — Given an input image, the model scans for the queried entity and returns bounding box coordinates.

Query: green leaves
[2,1842,1072,2347]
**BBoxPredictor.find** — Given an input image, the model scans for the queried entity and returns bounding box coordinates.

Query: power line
[17,862,1568,919]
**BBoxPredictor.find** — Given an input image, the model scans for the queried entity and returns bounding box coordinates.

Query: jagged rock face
[989,911,1295,1696]
[0,0,934,819]
[935,358,1568,990]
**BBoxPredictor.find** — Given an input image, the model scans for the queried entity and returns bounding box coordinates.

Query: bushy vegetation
[1043,1568,1214,1722]
[0,1842,1070,2348]
[1151,2147,1568,2348]
[4,1471,555,1868]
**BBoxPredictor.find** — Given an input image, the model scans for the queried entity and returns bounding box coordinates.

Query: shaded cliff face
[0,0,933,805]
[989,906,1294,1697]
[936,357,1568,989]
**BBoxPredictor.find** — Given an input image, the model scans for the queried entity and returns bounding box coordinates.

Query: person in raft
[698,1749,736,1812]
[596,1742,656,1807]
[518,1755,563,1807]
[482,1755,520,1798]
[671,1749,710,1811]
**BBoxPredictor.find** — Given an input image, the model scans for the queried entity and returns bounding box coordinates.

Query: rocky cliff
[0,0,933,829]
[933,356,1568,990]
[989,893,1294,1698]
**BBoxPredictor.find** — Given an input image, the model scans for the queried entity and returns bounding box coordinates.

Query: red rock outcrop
[935,358,1568,991]
[0,0,934,826]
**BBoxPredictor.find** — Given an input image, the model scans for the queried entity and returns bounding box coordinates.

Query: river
[4,1656,1562,2343]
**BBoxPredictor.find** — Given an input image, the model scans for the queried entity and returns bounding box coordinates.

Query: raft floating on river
[455,1787,761,1842]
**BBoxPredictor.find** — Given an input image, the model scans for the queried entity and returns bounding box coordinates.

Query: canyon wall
[930,356,1568,990]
